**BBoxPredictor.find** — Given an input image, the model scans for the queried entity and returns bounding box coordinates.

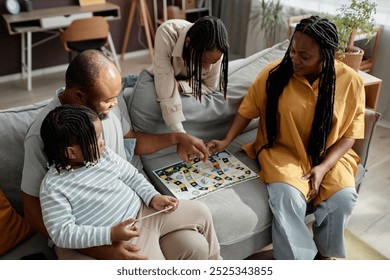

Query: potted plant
[250,0,284,48]
[333,0,377,71]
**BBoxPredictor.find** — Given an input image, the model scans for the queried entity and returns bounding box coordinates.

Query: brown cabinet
[153,0,212,29]
[359,71,382,111]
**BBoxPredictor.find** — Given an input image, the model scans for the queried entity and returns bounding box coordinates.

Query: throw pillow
[0,190,35,256]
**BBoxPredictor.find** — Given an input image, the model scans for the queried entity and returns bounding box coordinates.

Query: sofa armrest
[352,109,381,193]
[352,109,381,168]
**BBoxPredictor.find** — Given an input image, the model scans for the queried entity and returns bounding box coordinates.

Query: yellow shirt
[239,60,365,205]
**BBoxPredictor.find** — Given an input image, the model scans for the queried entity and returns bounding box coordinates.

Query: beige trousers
[55,200,221,260]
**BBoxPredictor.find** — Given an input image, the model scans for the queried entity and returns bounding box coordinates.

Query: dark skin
[23,52,209,260]
[125,130,209,162]
[23,77,147,259]
[207,34,356,261]
[65,120,178,252]
[208,32,355,202]
[290,32,355,202]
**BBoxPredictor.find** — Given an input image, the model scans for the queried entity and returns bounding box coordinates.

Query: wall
[0,0,155,77]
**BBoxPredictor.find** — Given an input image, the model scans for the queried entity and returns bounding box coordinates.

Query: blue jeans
[267,183,358,260]
[124,138,136,162]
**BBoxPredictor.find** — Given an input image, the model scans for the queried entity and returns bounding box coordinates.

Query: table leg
[107,32,121,72]
[139,0,154,62]
[120,0,137,60]
[27,31,32,91]
[21,32,26,80]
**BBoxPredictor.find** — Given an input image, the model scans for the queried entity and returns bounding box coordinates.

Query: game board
[153,150,258,200]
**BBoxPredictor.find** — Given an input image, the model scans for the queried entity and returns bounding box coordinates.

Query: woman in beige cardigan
[149,16,229,135]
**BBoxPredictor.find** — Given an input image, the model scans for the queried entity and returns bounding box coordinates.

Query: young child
[39,104,221,260]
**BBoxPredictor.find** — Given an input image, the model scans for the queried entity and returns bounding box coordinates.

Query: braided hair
[264,16,338,166]
[182,16,229,100]
[41,105,100,173]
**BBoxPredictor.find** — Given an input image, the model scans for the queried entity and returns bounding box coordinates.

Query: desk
[2,3,121,91]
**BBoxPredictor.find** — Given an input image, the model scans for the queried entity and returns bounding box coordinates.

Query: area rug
[246,229,388,260]
[343,229,387,260]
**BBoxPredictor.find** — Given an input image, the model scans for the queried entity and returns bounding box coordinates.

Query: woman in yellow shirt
[207,16,365,260]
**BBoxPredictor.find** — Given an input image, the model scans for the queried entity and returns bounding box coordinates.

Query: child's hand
[110,218,140,242]
[150,195,178,213]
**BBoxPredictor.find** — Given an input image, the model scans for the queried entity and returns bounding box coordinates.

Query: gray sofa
[0,40,381,260]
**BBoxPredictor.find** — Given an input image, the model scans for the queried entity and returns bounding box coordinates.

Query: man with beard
[21,49,211,260]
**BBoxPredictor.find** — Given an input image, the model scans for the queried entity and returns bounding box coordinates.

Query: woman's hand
[206,113,251,155]
[150,195,179,213]
[206,139,229,155]
[110,218,140,242]
[302,137,356,201]
[301,165,328,201]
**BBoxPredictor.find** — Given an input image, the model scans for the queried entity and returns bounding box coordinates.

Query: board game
[153,150,259,200]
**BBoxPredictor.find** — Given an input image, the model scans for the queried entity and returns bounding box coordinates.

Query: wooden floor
[1,51,389,259]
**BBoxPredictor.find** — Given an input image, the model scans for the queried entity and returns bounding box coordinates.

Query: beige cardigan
[148,19,222,133]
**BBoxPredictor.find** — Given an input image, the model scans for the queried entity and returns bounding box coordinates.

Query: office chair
[59,16,121,71]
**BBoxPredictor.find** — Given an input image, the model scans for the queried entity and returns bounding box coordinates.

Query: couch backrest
[0,100,50,213]
[353,109,381,168]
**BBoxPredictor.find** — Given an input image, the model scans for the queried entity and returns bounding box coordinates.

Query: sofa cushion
[124,40,290,145]
[0,190,35,256]
[0,100,50,214]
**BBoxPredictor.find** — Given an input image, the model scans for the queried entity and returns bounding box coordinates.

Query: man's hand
[23,193,48,237]
[177,133,210,162]
[111,218,140,242]
[79,241,147,260]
